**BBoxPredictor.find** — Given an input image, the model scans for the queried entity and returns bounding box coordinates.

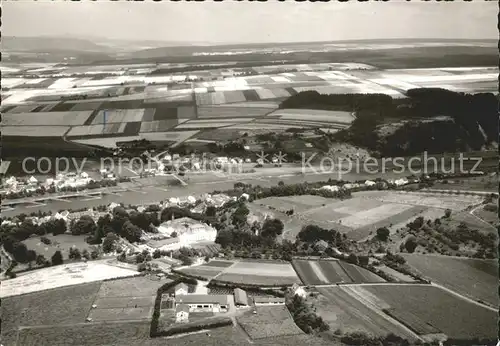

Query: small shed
[175,283,189,296]
[234,288,249,307]
[175,303,189,323]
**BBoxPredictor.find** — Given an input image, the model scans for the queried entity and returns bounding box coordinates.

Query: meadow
[402,254,498,306]
[363,284,497,340]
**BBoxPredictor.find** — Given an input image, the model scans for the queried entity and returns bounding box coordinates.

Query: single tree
[51,250,64,265]
[376,227,390,241]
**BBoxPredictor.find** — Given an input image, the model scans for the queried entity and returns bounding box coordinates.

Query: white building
[290,284,307,299]
[175,283,189,296]
[175,294,229,313]
[253,297,285,306]
[175,304,190,323]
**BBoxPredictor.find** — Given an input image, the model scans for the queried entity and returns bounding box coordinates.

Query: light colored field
[268,109,355,124]
[338,203,414,229]
[218,101,279,108]
[0,262,139,298]
[2,125,70,137]
[3,111,93,126]
[140,130,199,143]
[215,273,301,286]
[71,136,142,148]
[224,261,298,277]
[140,120,179,132]
[92,109,145,124]
[255,88,279,99]
[66,123,127,136]
[197,106,271,118]
[226,123,303,130]
[371,191,483,211]
[176,121,241,129]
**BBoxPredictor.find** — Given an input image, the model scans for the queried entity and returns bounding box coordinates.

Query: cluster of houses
[169,283,289,323]
[1,172,99,196]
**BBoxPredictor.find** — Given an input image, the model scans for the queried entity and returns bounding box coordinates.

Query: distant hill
[1,36,115,53]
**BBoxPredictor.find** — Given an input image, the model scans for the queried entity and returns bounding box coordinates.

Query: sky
[3,1,497,44]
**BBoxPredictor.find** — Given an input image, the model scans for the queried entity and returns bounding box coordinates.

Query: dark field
[402,254,498,306]
[364,285,497,340]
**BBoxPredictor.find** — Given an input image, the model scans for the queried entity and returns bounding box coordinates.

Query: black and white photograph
[1,1,498,346]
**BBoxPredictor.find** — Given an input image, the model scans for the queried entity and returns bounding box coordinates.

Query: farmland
[402,254,498,306]
[2,282,102,346]
[193,259,302,286]
[3,59,497,152]
[236,305,304,340]
[292,259,384,285]
[0,261,139,298]
[362,284,497,340]
[218,260,300,285]
[314,286,418,339]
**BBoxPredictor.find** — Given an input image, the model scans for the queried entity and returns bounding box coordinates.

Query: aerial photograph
[0,1,498,346]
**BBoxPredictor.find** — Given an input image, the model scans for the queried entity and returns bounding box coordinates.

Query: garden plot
[3,111,93,126]
[237,306,303,340]
[3,125,70,137]
[178,260,234,279]
[292,260,383,285]
[0,262,139,298]
[91,109,145,124]
[370,191,483,211]
[337,203,415,229]
[363,284,497,340]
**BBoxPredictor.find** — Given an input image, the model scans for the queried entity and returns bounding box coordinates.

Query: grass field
[97,276,165,297]
[370,191,483,211]
[292,260,384,285]
[22,234,95,261]
[402,254,498,306]
[315,286,417,339]
[363,284,497,339]
[2,282,102,346]
[237,305,303,340]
